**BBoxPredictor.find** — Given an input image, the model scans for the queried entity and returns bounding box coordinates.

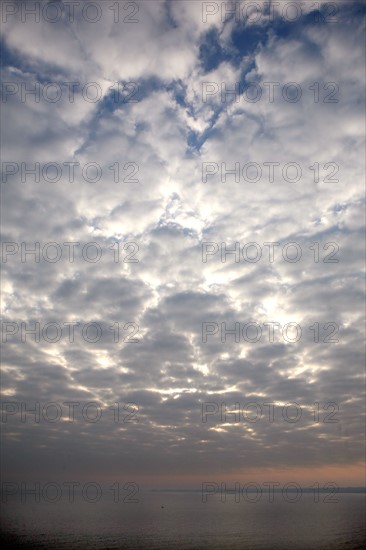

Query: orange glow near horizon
[93,462,366,488]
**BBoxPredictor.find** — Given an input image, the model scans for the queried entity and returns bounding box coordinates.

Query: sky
[0,0,365,490]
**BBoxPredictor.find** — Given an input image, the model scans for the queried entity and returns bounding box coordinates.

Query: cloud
[1,0,365,485]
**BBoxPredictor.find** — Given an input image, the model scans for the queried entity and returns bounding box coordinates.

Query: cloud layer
[1,0,365,486]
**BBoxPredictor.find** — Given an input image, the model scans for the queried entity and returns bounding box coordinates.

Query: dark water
[1,492,365,549]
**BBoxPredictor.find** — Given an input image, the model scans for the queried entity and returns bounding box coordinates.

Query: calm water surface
[1,491,365,549]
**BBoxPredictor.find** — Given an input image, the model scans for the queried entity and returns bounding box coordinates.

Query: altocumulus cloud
[0,0,365,485]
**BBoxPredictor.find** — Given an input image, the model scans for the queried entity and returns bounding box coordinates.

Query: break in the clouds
[1,0,365,486]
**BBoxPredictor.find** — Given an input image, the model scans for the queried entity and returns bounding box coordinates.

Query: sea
[1,490,365,549]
